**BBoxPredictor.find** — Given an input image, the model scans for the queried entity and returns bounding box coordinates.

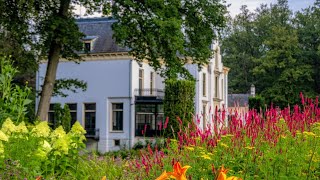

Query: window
[114,139,120,146]
[215,76,219,98]
[139,69,144,95]
[203,73,206,96]
[203,104,207,129]
[84,42,91,52]
[150,72,154,95]
[48,103,57,128]
[135,104,164,136]
[221,79,224,101]
[112,103,123,131]
[84,103,96,136]
[67,103,77,126]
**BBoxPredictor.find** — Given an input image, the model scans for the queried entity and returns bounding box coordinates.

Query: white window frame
[203,73,206,97]
[83,103,96,134]
[110,103,124,132]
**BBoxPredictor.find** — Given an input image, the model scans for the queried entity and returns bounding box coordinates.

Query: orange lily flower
[155,162,191,180]
[156,171,170,180]
[216,165,242,180]
[167,162,191,180]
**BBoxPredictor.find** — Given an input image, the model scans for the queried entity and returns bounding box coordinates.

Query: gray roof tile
[76,18,129,53]
[228,94,250,107]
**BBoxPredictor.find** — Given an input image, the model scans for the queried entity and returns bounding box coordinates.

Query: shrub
[164,79,195,137]
[0,118,86,179]
[248,95,265,111]
[0,56,32,125]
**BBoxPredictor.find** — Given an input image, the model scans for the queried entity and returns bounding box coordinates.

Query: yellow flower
[1,118,16,134]
[184,146,194,151]
[32,122,51,138]
[0,130,8,141]
[53,136,70,155]
[244,146,255,150]
[70,122,86,135]
[219,143,229,148]
[280,135,286,139]
[201,155,212,160]
[101,176,107,180]
[15,122,28,133]
[51,126,66,139]
[303,131,316,136]
[42,140,52,152]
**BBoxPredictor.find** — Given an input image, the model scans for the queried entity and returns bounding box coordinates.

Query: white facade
[36,18,229,153]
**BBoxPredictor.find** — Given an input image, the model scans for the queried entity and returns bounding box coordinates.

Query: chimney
[250,84,255,97]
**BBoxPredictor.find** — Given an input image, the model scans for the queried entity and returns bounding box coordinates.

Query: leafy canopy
[112,0,227,79]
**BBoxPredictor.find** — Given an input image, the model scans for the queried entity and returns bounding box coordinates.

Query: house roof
[76,17,129,53]
[228,94,250,107]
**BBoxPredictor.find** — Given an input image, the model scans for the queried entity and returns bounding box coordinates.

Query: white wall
[36,48,228,152]
[37,59,132,153]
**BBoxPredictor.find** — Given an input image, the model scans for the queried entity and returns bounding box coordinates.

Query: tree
[1,0,227,121]
[0,0,107,121]
[295,0,320,95]
[221,5,259,93]
[111,0,227,80]
[221,0,317,107]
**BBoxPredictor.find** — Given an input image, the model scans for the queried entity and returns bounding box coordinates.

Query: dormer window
[84,42,91,52]
[81,36,98,52]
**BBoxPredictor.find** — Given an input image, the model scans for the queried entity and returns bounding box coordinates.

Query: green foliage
[221,0,320,107]
[53,78,87,98]
[0,119,86,179]
[52,104,72,132]
[248,96,265,111]
[111,0,227,79]
[163,79,195,137]
[0,56,32,124]
[62,104,71,132]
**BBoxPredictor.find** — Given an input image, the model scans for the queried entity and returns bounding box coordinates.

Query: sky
[75,0,316,18]
[225,0,316,17]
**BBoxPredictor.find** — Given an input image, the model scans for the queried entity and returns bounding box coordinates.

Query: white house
[36,17,229,153]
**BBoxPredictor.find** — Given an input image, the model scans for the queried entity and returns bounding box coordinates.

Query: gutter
[128,60,132,149]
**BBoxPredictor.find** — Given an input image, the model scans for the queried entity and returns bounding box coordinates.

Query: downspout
[36,67,40,115]
[128,60,132,149]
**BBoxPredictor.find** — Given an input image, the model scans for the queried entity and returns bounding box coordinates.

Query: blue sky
[226,0,316,17]
[75,0,316,18]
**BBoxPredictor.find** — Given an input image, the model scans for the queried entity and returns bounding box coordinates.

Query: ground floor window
[112,103,124,131]
[135,103,164,137]
[48,103,57,128]
[66,103,77,126]
[84,103,96,136]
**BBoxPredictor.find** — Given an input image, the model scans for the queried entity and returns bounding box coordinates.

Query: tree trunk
[36,0,71,121]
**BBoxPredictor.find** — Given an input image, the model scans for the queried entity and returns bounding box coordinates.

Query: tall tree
[221,5,259,93]
[0,0,105,120]
[295,0,320,95]
[222,0,317,107]
[111,0,227,79]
